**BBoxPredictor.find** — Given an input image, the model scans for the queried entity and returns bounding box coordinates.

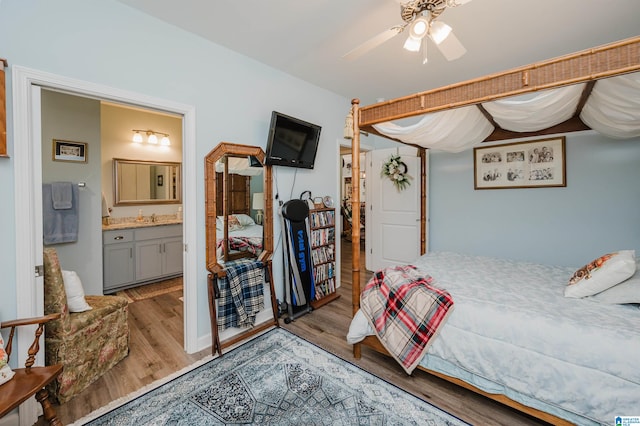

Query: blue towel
[43,183,79,245]
[51,182,73,209]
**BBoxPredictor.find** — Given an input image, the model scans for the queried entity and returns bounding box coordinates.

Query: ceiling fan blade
[433,30,466,61]
[343,26,405,60]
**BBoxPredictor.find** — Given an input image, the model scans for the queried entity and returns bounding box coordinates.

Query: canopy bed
[347,36,640,425]
[205,142,278,356]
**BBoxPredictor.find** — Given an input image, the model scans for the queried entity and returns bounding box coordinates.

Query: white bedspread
[348,252,640,425]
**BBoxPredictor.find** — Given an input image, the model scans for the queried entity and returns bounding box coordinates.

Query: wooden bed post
[350,99,362,359]
[419,148,427,255]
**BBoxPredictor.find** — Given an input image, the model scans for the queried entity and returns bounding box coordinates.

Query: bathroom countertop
[102,219,182,231]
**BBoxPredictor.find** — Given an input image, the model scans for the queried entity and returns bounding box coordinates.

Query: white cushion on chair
[62,270,93,312]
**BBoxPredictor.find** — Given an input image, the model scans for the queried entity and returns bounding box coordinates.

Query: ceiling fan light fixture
[429,21,452,45]
[403,35,422,52]
[409,16,429,38]
[343,0,470,64]
[409,16,429,39]
[404,15,429,52]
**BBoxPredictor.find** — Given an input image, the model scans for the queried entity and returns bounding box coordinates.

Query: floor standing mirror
[205,142,278,355]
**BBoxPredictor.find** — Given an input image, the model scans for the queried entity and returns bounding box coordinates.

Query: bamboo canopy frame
[348,35,640,425]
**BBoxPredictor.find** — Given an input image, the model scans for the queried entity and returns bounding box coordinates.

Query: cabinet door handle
[114,236,124,240]
[130,248,133,258]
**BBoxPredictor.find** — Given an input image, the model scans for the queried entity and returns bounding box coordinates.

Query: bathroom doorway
[13,66,197,423]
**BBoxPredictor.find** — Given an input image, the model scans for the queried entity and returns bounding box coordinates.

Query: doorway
[41,89,184,301]
[13,66,197,423]
[339,144,368,281]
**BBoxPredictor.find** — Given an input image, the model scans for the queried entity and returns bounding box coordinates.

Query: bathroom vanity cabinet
[103,223,182,293]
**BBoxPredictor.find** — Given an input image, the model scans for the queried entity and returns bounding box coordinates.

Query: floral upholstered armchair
[43,247,129,403]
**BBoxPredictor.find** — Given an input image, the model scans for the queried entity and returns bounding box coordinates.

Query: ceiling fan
[343,0,471,64]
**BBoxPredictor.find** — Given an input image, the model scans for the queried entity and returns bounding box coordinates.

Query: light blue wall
[3,0,638,343]
[0,0,348,338]
[429,132,640,267]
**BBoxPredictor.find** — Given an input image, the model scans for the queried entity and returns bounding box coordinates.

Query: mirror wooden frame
[204,142,278,355]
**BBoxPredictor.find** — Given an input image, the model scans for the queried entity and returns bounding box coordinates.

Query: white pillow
[216,215,243,231]
[234,214,256,227]
[589,259,640,304]
[565,250,636,298]
[62,270,92,312]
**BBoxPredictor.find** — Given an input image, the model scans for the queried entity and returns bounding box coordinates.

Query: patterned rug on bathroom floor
[116,277,182,303]
[78,328,468,425]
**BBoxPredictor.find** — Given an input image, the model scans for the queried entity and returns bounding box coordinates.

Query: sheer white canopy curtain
[373,72,640,152]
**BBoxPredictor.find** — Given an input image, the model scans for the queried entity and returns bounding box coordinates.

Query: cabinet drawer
[135,224,182,241]
[103,230,134,244]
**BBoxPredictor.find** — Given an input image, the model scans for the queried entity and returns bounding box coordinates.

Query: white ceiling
[115,0,640,105]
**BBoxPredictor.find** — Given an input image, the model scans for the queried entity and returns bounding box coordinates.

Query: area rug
[78,328,468,425]
[116,277,182,303]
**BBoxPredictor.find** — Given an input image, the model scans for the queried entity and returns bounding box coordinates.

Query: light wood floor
[39,240,551,425]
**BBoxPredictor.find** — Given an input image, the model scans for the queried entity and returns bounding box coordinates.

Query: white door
[366,147,423,272]
[13,81,45,426]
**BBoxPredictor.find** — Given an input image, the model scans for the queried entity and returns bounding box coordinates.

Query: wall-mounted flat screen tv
[265,111,321,169]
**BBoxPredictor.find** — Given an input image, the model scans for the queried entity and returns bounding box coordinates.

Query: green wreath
[381,154,411,191]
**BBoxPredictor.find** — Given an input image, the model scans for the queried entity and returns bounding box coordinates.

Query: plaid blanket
[360,265,454,374]
[217,258,265,331]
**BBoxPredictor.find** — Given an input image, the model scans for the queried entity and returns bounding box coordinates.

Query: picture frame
[474,136,566,189]
[52,139,88,163]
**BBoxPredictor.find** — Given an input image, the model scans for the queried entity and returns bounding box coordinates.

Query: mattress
[348,252,640,425]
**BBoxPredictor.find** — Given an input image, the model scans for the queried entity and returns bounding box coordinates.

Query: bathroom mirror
[113,158,181,205]
[205,143,273,269]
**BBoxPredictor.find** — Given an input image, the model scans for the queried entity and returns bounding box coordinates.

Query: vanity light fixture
[131,129,171,146]
[132,131,144,143]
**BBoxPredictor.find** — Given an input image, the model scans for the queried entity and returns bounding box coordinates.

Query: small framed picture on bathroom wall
[52,139,88,163]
